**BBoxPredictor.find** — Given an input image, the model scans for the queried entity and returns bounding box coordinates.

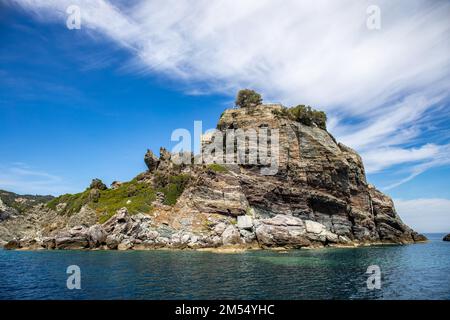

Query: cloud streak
[6,0,450,188]
[395,198,450,233]
[0,163,73,195]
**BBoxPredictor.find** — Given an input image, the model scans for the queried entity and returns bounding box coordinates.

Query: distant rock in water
[0,92,428,250]
[443,234,450,241]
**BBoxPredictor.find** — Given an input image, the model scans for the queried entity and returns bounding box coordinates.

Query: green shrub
[47,180,156,222]
[271,107,290,119]
[47,190,91,215]
[89,178,107,190]
[235,89,263,108]
[153,172,168,189]
[126,184,138,197]
[289,105,313,126]
[272,105,327,130]
[47,173,191,222]
[0,190,53,213]
[92,180,156,221]
[157,174,191,205]
[311,110,327,130]
[207,163,228,173]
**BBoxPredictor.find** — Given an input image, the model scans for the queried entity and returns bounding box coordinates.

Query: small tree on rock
[284,105,327,130]
[89,178,107,191]
[235,89,263,108]
[311,110,327,130]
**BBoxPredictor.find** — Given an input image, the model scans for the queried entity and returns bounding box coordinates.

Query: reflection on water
[0,234,448,299]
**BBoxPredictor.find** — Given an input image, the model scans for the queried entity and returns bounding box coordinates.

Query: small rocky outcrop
[3,239,21,250]
[110,181,122,189]
[89,179,107,191]
[443,234,450,241]
[144,149,160,172]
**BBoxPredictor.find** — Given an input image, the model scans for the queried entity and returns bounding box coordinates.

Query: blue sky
[0,1,449,232]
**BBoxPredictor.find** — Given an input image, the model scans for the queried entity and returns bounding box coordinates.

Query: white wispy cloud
[362,144,441,173]
[384,144,450,190]
[394,198,450,233]
[0,163,74,195]
[6,0,450,188]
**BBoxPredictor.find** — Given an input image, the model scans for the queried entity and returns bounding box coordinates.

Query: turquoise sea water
[0,233,449,300]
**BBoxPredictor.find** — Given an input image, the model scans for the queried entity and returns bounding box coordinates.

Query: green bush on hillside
[206,163,228,173]
[155,174,191,206]
[272,105,327,130]
[46,174,191,223]
[89,178,107,190]
[235,89,263,108]
[47,180,156,223]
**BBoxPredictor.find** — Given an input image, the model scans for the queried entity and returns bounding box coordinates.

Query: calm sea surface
[0,233,448,299]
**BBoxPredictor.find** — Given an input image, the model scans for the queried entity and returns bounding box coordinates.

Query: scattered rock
[153,192,165,205]
[55,236,89,250]
[222,225,241,245]
[118,238,133,250]
[213,222,227,235]
[237,215,253,230]
[106,234,120,249]
[443,234,450,241]
[240,229,256,243]
[4,239,21,250]
[88,225,107,247]
[255,215,310,248]
[110,181,122,189]
[42,237,56,249]
[55,202,67,212]
[304,220,325,234]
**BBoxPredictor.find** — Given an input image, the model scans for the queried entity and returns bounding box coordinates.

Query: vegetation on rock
[206,163,228,173]
[2,92,426,251]
[47,173,191,223]
[0,190,53,213]
[47,190,91,215]
[273,104,327,130]
[153,173,191,206]
[48,180,155,223]
[235,89,263,108]
[89,178,107,190]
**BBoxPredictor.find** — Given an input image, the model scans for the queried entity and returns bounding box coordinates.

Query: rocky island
[0,90,427,250]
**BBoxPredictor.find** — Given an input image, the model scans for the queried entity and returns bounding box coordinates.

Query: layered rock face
[0,104,426,250]
[209,105,425,246]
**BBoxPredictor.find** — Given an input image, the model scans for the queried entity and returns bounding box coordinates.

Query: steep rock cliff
[1,104,426,250]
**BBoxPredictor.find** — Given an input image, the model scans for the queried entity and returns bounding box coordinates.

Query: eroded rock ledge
[1,104,426,250]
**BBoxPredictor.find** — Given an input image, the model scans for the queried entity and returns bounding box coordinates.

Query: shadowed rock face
[0,104,426,250]
[198,104,425,246]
